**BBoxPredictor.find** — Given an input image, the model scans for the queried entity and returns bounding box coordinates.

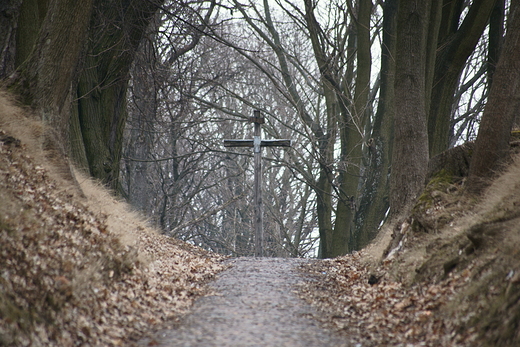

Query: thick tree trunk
[12,0,92,144]
[333,0,372,256]
[424,0,442,114]
[390,0,431,216]
[487,0,505,87]
[71,0,163,192]
[316,166,334,258]
[124,44,157,213]
[14,0,48,69]
[302,0,337,258]
[69,98,89,171]
[355,0,397,250]
[468,0,520,193]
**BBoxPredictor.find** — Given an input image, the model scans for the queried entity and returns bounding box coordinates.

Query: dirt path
[139,257,348,347]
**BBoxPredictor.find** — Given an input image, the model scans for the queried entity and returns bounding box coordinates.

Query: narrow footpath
[139,257,348,347]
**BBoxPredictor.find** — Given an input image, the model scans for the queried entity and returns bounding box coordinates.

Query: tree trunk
[333,0,372,256]
[71,0,163,192]
[424,0,442,115]
[14,0,48,69]
[390,0,431,216]
[487,0,505,87]
[355,0,397,249]
[12,0,93,145]
[299,0,336,258]
[468,0,520,193]
[124,41,158,212]
[69,98,89,171]
[316,167,334,258]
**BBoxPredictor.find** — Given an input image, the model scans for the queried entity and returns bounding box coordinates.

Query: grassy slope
[300,147,520,346]
[0,91,226,346]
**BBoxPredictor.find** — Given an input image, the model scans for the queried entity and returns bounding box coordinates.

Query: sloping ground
[299,152,520,346]
[0,92,226,346]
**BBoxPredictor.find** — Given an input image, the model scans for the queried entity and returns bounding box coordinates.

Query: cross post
[224,110,292,257]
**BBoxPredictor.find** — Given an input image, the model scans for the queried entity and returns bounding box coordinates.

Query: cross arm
[260,139,292,147]
[223,139,292,148]
[224,139,254,147]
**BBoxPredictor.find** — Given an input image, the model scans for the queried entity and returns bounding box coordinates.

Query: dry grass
[0,91,80,196]
[74,170,144,251]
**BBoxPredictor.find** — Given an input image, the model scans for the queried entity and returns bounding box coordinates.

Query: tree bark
[390,0,431,216]
[123,41,157,213]
[424,0,442,115]
[355,0,397,250]
[14,0,48,69]
[333,0,372,256]
[12,0,93,145]
[487,0,505,87]
[468,0,520,193]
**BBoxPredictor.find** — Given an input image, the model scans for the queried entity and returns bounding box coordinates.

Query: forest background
[1,0,519,259]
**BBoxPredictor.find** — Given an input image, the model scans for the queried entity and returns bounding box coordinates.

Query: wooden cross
[224,110,292,257]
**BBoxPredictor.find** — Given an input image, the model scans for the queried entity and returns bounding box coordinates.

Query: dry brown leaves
[0,131,227,346]
[298,252,479,347]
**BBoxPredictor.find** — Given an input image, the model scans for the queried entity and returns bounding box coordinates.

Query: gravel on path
[140,257,349,347]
